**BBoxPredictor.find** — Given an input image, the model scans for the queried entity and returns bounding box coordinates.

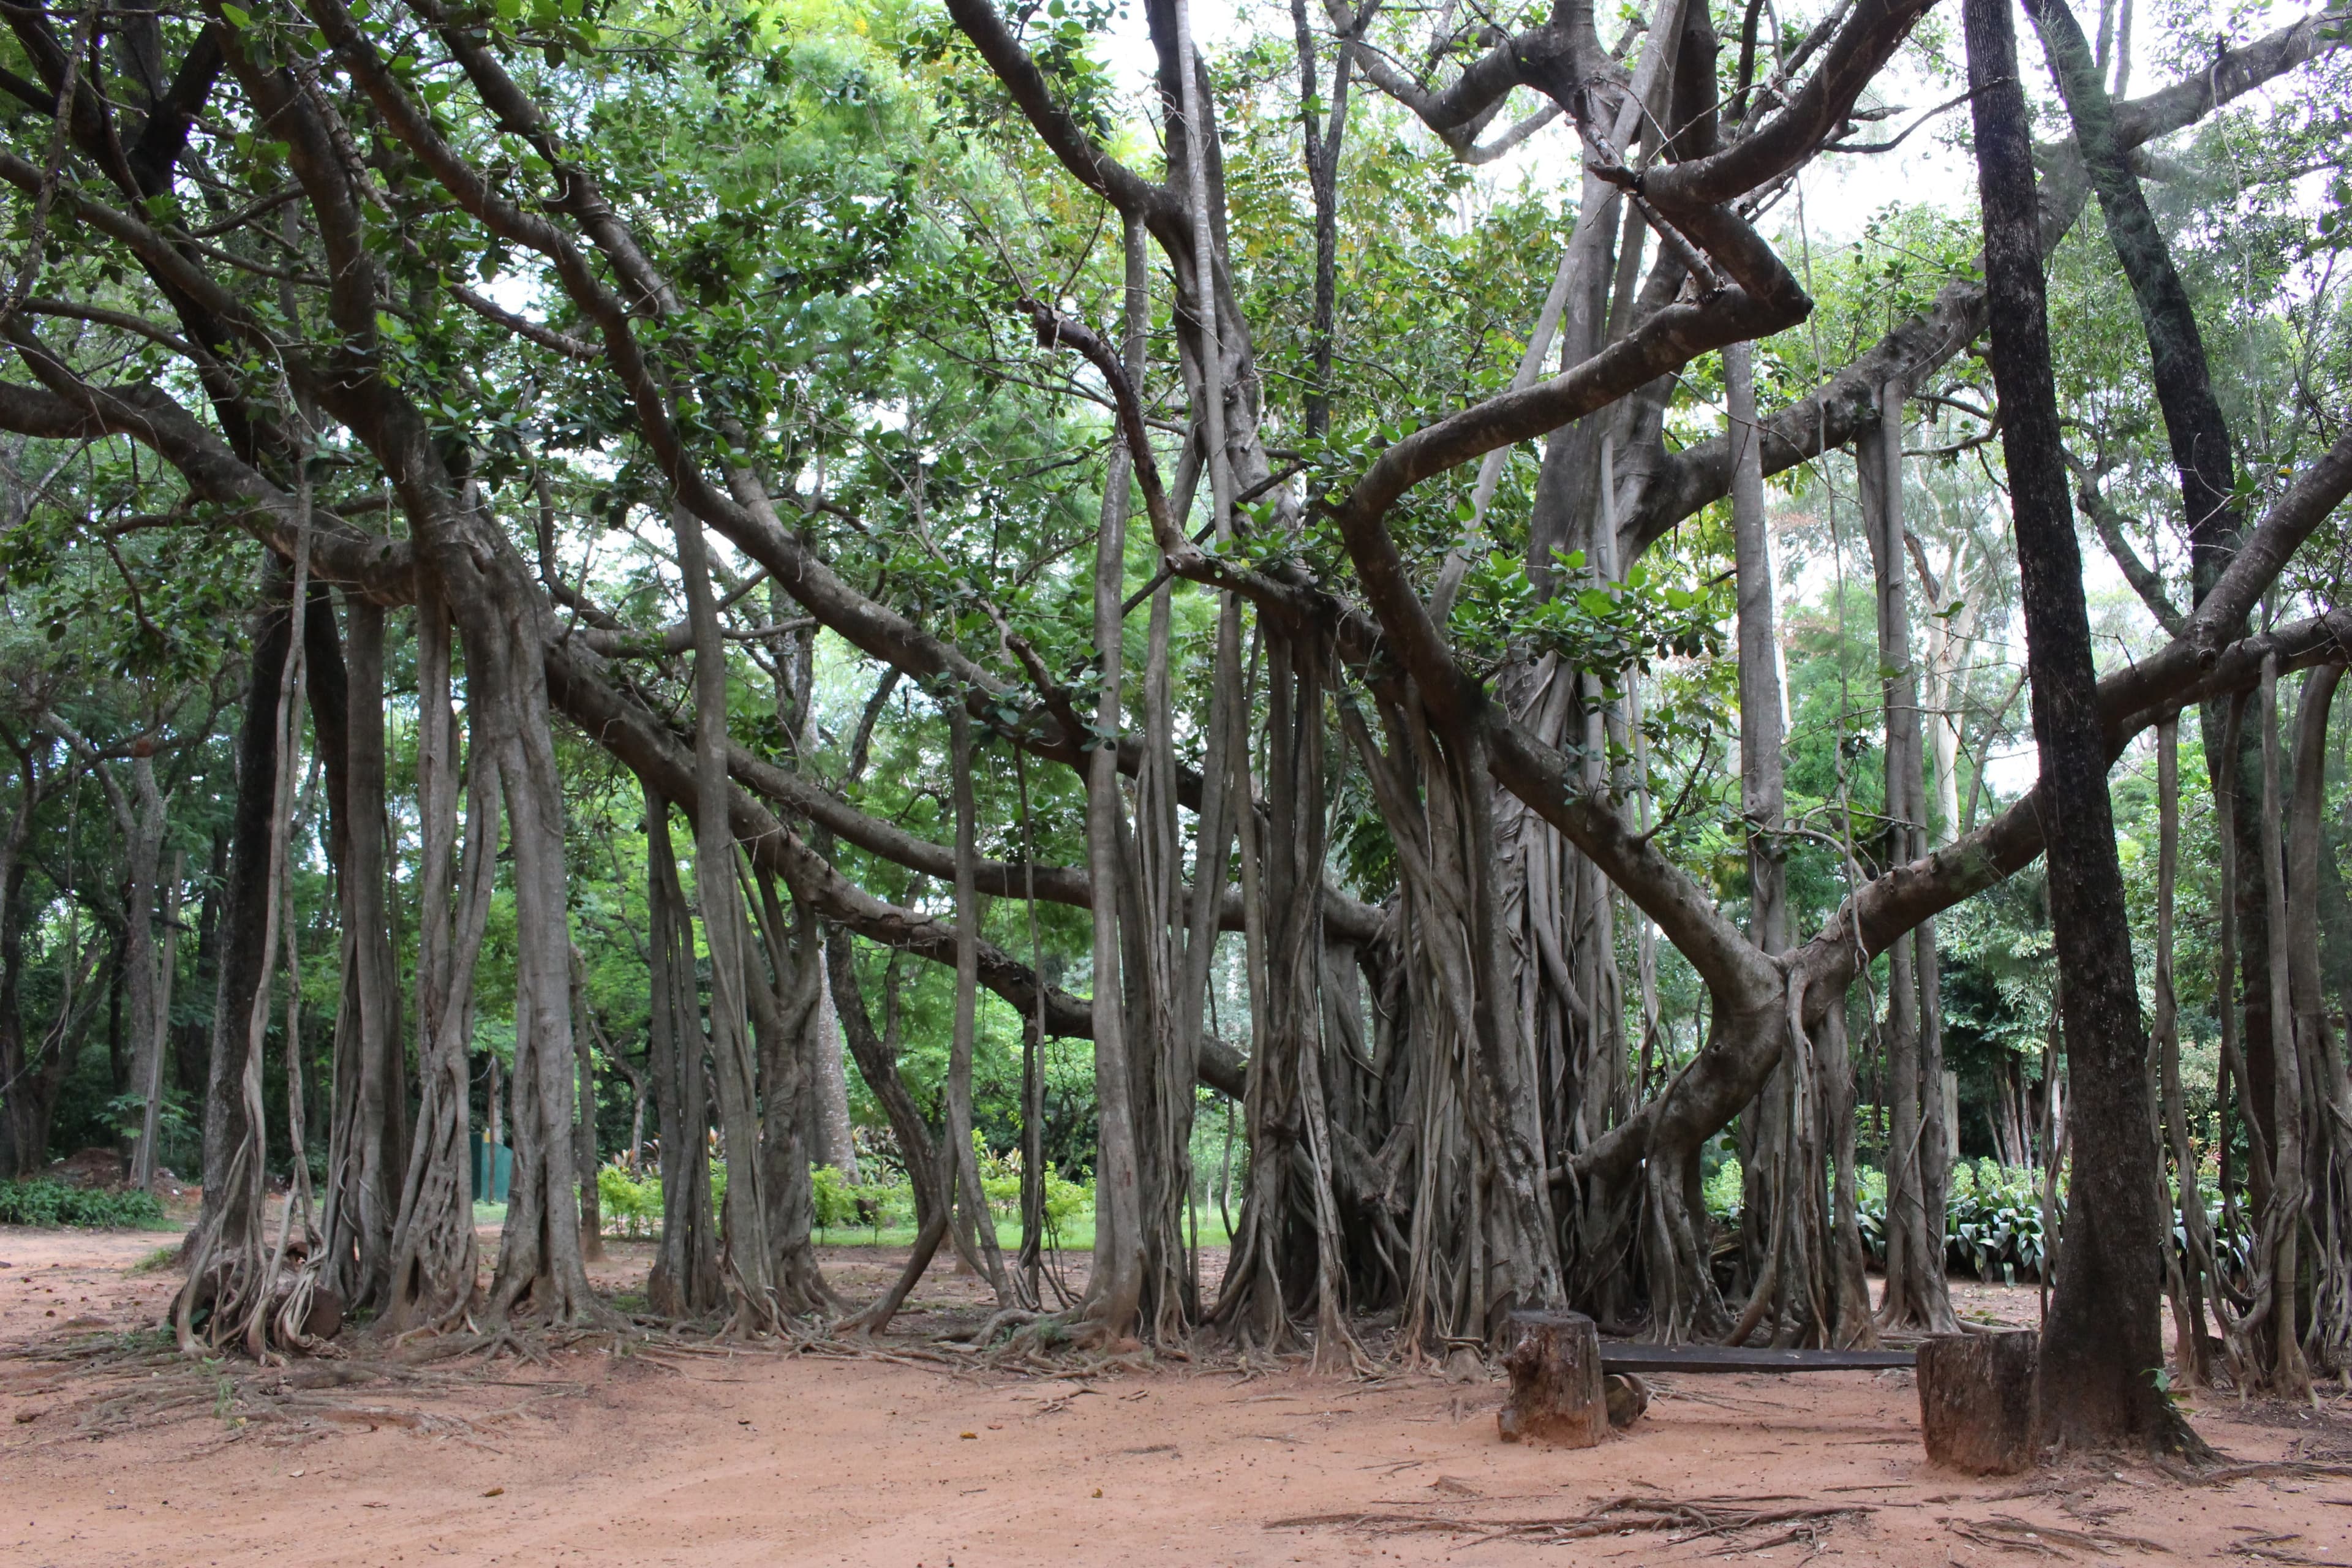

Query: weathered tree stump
[1605,1372,1650,1429]
[1917,1330,2038,1474]
[1498,1311,1608,1447]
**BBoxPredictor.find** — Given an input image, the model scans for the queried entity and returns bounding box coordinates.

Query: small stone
[1604,1373,1649,1429]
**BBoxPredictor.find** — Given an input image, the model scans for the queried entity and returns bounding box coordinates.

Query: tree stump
[1917,1331,2038,1474]
[1498,1311,1608,1447]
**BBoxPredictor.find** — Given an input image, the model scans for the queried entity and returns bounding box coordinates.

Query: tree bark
[322,595,405,1311]
[197,565,291,1247]
[1966,0,2198,1453]
[121,750,167,1191]
[1084,214,1149,1339]
[644,785,722,1319]
[669,502,778,1333]
[809,944,858,1182]
[2253,653,2309,1392]
[2154,714,2220,1384]
[944,701,1012,1305]
[1863,388,1955,1334]
[1497,1310,1608,1447]
[385,592,486,1333]
[1918,1332,2039,1474]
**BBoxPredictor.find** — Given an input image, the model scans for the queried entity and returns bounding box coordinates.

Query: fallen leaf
[483,1488,504,1498]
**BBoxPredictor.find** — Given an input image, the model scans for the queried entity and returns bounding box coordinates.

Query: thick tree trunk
[747,866,839,1314]
[179,516,314,1357]
[2018,0,2285,1357]
[2290,672,2352,1374]
[1966,0,2199,1452]
[385,593,485,1333]
[0,765,44,1178]
[197,566,292,1248]
[322,597,405,1311]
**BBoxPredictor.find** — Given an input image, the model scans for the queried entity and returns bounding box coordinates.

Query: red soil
[4,1224,2349,1566]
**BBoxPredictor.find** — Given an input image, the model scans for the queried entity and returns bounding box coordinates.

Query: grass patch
[0,1178,172,1230]
[130,1243,183,1273]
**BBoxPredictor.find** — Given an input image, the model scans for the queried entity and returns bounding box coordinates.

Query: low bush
[0,1178,170,1229]
[597,1163,663,1239]
[597,1147,1098,1246]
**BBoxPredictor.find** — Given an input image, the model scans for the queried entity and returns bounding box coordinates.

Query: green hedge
[0,1178,170,1229]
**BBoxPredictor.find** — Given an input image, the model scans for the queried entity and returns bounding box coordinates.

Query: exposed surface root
[1943,1512,2169,1556]
[1267,1491,1874,1548]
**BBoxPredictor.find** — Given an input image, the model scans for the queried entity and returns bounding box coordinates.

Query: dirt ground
[6,1224,2352,1566]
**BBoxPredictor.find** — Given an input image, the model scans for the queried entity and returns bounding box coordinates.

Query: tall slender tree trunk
[644,786,721,1319]
[197,566,292,1250]
[2255,654,2308,1392]
[2286,666,2352,1373]
[944,703,1012,1305]
[1084,216,1149,1340]
[323,597,404,1311]
[669,503,777,1332]
[386,592,488,1333]
[2154,714,2220,1384]
[1863,388,1955,1333]
[122,750,167,1191]
[1966,0,2199,1451]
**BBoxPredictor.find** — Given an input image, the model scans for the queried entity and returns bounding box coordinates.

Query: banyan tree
[0,0,2345,1458]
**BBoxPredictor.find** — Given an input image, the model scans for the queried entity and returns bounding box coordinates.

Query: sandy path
[6,1224,2351,1566]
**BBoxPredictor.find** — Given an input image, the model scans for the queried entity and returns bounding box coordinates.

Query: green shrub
[0,1178,170,1229]
[590,1159,762,1238]
[1703,1156,1745,1223]
[1943,1159,2047,1283]
[597,1163,663,1238]
[1708,1157,2059,1283]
